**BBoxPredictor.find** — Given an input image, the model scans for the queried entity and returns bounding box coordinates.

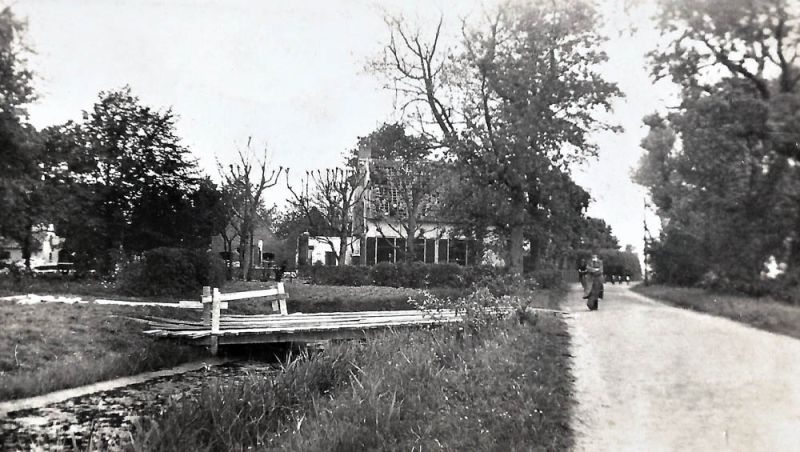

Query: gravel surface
[565,284,800,451]
[0,361,278,451]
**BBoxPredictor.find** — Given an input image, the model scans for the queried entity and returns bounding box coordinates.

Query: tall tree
[0,6,39,268]
[286,167,366,266]
[377,1,621,273]
[218,141,282,280]
[637,0,800,283]
[50,87,203,272]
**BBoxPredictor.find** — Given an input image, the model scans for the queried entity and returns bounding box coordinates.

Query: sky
[15,0,675,255]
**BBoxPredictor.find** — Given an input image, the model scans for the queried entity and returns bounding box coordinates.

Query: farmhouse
[297,147,478,266]
[0,225,65,267]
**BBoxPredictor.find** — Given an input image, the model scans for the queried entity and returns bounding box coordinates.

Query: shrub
[117,248,226,298]
[529,268,565,290]
[471,272,538,297]
[425,263,465,288]
[370,262,404,287]
[304,265,371,286]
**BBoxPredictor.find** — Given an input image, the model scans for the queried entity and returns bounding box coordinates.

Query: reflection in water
[0,361,279,451]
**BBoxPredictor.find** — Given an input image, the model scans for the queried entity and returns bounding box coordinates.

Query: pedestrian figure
[577,258,589,297]
[584,254,604,310]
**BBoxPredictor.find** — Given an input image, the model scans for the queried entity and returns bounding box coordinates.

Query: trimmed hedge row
[302,262,565,291]
[117,247,227,298]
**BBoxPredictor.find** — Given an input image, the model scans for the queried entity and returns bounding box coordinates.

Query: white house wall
[307,236,360,265]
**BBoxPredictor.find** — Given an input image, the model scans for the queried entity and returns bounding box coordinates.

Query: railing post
[201,286,211,326]
[272,282,287,315]
[209,288,221,355]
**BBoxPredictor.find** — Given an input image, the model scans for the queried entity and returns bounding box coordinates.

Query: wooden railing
[200,283,288,354]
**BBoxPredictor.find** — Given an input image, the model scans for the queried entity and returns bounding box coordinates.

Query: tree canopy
[637,0,800,285]
[376,0,622,272]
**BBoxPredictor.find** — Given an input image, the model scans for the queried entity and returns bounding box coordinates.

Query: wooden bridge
[134,284,477,355]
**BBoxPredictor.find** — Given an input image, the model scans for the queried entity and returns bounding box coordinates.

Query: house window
[325,252,337,266]
[366,237,377,265]
[376,238,395,263]
[413,239,425,262]
[450,240,467,265]
[437,239,449,263]
[395,238,406,262]
[425,239,436,263]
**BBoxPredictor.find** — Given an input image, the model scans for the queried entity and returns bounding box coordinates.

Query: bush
[117,248,226,298]
[370,262,404,287]
[529,268,565,290]
[299,262,553,292]
[304,265,371,286]
[425,263,465,288]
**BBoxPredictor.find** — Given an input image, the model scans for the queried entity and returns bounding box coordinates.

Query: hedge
[117,247,226,298]
[300,262,562,291]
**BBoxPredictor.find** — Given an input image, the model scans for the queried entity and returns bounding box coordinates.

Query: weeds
[130,288,573,451]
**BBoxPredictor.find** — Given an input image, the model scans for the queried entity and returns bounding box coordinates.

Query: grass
[632,284,800,340]
[130,288,574,451]
[0,275,121,299]
[0,301,205,402]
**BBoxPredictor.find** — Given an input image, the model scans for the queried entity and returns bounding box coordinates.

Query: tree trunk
[338,235,348,266]
[509,224,524,275]
[528,234,544,271]
[22,222,32,271]
[406,215,417,262]
[239,232,250,280]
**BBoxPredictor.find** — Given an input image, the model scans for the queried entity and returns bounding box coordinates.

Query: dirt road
[565,284,800,451]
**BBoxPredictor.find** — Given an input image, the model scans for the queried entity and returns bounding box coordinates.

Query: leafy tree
[636,0,800,284]
[0,6,39,268]
[377,1,622,273]
[51,87,206,272]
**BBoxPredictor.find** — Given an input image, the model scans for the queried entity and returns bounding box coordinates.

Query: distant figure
[577,258,589,297]
[584,254,604,310]
[274,261,287,282]
[625,274,631,285]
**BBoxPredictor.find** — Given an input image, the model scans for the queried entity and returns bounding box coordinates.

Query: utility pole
[643,198,651,285]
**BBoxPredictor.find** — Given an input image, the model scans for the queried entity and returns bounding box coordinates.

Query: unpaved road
[564,284,800,451]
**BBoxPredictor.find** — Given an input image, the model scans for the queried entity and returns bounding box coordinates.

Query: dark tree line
[636,0,800,286]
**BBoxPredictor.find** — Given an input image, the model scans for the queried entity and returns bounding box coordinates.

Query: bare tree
[218,138,282,280]
[286,167,367,266]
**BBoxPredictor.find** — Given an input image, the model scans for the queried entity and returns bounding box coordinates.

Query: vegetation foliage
[131,287,573,451]
[637,0,800,290]
[117,247,227,298]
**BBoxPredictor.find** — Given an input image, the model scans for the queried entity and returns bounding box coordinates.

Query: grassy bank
[0,302,204,401]
[0,281,469,402]
[131,289,574,451]
[632,284,800,339]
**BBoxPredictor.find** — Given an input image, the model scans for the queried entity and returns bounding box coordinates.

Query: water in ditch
[0,344,313,451]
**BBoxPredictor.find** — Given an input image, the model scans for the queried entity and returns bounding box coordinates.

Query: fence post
[277,282,288,315]
[201,286,211,326]
[209,288,221,355]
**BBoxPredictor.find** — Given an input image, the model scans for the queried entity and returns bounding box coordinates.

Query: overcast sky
[16,0,674,254]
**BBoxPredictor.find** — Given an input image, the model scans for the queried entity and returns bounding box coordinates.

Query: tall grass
[131,289,573,451]
[632,284,800,339]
